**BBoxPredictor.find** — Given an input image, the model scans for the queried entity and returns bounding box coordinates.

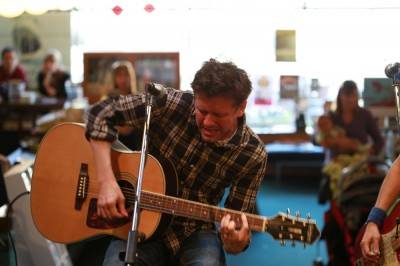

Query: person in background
[317,81,385,265]
[0,46,27,84]
[37,49,70,98]
[0,47,28,102]
[317,80,384,203]
[107,61,142,150]
[324,80,384,157]
[85,58,267,266]
[108,60,138,97]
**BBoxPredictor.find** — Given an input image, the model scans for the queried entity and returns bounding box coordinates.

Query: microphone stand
[393,80,400,130]
[386,63,400,130]
[124,90,154,265]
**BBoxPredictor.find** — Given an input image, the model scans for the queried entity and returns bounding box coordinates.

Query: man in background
[0,46,27,84]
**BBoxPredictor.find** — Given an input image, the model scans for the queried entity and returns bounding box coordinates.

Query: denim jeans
[103,230,226,266]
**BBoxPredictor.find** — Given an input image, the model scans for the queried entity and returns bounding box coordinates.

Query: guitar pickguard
[86,198,130,229]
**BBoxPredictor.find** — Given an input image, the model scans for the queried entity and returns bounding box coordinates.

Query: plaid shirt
[85,88,268,255]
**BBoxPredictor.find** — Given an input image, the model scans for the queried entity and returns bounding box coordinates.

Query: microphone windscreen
[385,62,400,78]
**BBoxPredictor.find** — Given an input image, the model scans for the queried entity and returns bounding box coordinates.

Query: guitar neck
[139,191,267,232]
[121,188,320,244]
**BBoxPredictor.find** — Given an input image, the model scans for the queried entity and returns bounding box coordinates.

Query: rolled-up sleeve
[85,95,145,142]
[85,89,171,142]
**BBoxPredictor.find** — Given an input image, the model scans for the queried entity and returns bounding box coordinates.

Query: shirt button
[190,164,194,168]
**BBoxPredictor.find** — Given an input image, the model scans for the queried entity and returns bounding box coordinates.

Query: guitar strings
[82,190,239,216]
[81,187,310,226]
[82,191,244,219]
[71,189,313,239]
[81,194,266,231]
[78,190,270,233]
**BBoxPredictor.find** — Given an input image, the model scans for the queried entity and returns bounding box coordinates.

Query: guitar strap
[325,201,356,265]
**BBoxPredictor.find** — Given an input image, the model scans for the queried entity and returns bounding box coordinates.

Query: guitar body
[354,203,400,266]
[31,123,178,244]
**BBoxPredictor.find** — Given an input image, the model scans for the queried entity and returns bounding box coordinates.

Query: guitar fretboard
[129,190,267,232]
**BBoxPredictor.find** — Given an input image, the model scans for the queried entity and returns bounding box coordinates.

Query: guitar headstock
[265,210,320,247]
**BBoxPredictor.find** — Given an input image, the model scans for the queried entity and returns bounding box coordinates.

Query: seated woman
[317,80,384,202]
[108,60,138,97]
[108,61,142,150]
[316,114,369,154]
[37,50,70,99]
[325,80,384,157]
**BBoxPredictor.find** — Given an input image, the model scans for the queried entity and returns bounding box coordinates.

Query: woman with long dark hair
[326,80,384,156]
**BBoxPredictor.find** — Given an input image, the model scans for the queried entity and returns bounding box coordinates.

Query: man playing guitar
[85,58,268,265]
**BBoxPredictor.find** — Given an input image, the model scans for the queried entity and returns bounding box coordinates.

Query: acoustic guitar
[354,202,400,265]
[31,123,320,246]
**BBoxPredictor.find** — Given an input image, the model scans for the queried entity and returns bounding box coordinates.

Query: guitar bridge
[75,163,89,210]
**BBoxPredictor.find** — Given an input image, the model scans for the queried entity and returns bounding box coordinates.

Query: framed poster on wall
[83,52,180,103]
[279,75,299,100]
[362,78,395,107]
[276,30,296,62]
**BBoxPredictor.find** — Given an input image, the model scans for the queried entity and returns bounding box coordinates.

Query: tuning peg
[303,242,307,249]
[307,212,311,220]
[287,208,291,216]
[280,239,286,246]
[296,211,300,218]
[291,240,296,247]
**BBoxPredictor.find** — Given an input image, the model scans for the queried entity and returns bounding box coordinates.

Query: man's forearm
[89,139,115,183]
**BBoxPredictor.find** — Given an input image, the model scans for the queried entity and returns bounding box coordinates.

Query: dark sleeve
[365,110,385,154]
[57,72,71,98]
[37,72,47,96]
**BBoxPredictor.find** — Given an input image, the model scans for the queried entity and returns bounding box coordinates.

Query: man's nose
[203,114,216,127]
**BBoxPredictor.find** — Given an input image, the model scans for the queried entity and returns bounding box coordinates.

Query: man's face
[194,93,246,143]
[43,58,56,73]
[2,51,16,73]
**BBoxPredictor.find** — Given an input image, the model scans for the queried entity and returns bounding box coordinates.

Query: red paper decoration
[112,5,123,15]
[144,4,155,13]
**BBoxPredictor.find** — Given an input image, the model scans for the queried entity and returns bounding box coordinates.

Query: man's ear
[238,100,247,117]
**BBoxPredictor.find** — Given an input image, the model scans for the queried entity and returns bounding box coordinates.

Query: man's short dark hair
[191,58,252,106]
[1,46,15,59]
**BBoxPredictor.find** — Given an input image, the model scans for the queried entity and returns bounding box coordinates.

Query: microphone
[145,82,166,97]
[384,62,400,79]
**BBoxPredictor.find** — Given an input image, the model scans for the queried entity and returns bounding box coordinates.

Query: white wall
[0,11,70,89]
[70,4,399,98]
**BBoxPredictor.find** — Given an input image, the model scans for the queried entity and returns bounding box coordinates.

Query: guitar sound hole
[118,179,135,209]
